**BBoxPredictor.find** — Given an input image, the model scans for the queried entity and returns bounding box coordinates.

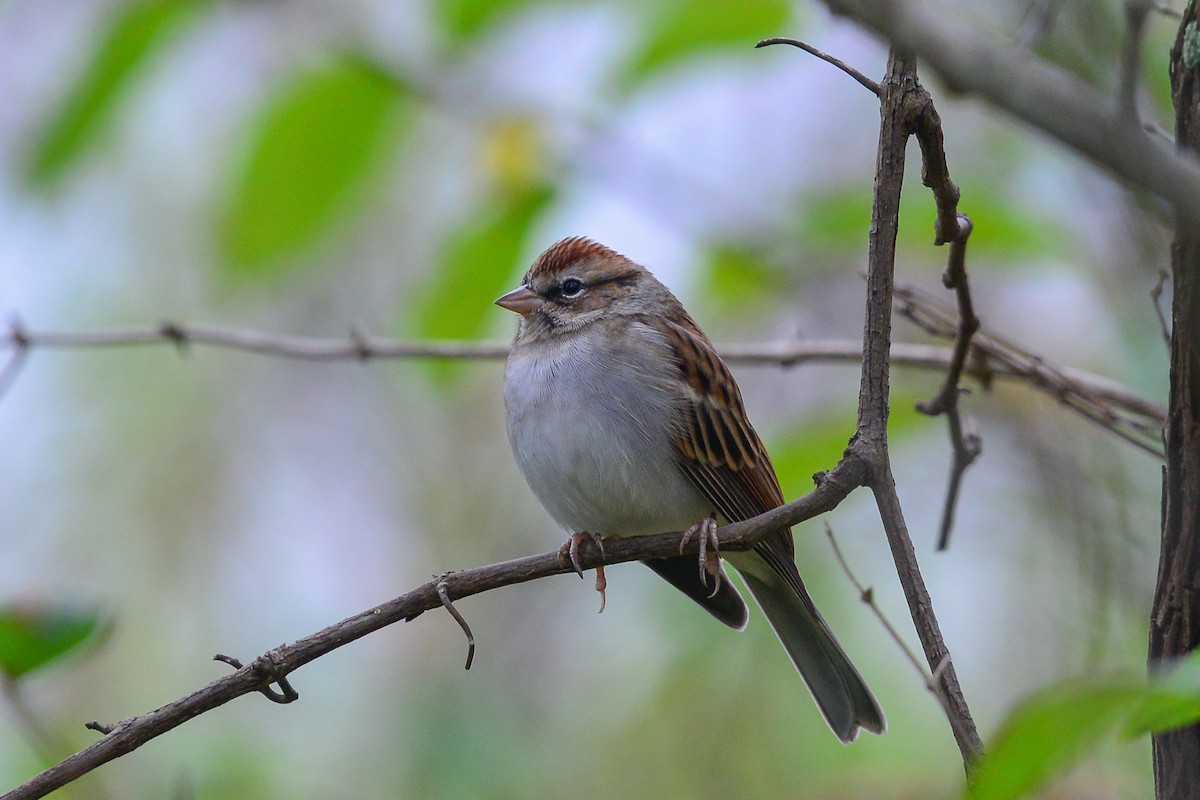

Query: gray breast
[503,322,712,537]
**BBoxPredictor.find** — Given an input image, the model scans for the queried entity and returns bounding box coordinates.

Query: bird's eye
[559,278,584,298]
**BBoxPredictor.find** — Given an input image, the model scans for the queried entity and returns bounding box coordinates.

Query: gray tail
[738,563,885,743]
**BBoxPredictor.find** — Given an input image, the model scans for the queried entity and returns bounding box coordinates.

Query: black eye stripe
[546,270,639,301]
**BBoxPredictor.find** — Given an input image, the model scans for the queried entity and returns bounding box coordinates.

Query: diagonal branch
[0,458,867,800]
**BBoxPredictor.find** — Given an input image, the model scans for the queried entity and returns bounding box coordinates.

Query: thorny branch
[0,322,1165,453]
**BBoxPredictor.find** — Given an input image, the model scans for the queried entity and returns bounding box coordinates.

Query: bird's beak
[495,284,540,315]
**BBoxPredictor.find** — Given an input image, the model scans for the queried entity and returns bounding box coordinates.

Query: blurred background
[0,0,1177,797]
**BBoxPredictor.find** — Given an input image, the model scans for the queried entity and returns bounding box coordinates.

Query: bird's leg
[679,514,724,597]
[558,531,607,613]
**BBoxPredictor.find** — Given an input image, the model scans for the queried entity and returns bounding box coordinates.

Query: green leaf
[218,56,408,276]
[27,0,204,186]
[0,602,110,680]
[623,0,792,85]
[968,652,1200,800]
[412,185,554,377]
[1122,688,1200,738]
[968,685,1143,800]
[1124,651,1200,737]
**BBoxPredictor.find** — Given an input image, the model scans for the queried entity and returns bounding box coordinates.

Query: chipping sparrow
[497,237,885,742]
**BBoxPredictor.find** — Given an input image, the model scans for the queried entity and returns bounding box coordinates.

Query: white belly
[503,323,712,537]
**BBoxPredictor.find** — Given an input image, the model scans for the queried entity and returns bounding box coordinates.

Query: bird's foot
[558,531,607,613]
[679,515,724,597]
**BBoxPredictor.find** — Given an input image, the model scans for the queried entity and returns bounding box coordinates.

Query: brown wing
[653,315,796,565]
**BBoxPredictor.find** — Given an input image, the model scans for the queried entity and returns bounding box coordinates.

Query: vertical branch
[1151,3,1200,798]
[856,50,984,765]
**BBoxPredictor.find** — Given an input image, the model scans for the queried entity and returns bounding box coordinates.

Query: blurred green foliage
[621,0,792,84]
[437,0,546,42]
[0,602,108,680]
[795,185,1067,263]
[5,0,1183,797]
[218,57,409,275]
[26,0,205,186]
[414,184,555,344]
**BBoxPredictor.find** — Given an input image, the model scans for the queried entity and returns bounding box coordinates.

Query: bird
[496,236,885,742]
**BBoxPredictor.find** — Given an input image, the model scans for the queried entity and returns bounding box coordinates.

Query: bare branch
[0,323,1164,435]
[898,286,1166,457]
[0,458,867,800]
[755,38,881,95]
[857,50,983,764]
[915,215,983,551]
[0,323,512,362]
[824,523,974,749]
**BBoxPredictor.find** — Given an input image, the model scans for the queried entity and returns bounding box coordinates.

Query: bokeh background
[0,1,1177,797]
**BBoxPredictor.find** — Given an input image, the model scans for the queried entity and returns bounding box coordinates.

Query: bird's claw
[680,516,724,597]
[558,532,608,613]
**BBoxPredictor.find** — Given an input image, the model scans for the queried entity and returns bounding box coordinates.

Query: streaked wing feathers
[653,315,795,563]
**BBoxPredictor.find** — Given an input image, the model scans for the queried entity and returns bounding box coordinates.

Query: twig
[1152,268,1172,346]
[857,50,983,765]
[1119,0,1152,123]
[0,324,1164,435]
[898,286,1166,457]
[824,523,925,675]
[0,457,869,800]
[907,68,980,552]
[0,323,512,362]
[915,215,982,551]
[435,577,476,670]
[755,38,881,95]
[824,523,969,744]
